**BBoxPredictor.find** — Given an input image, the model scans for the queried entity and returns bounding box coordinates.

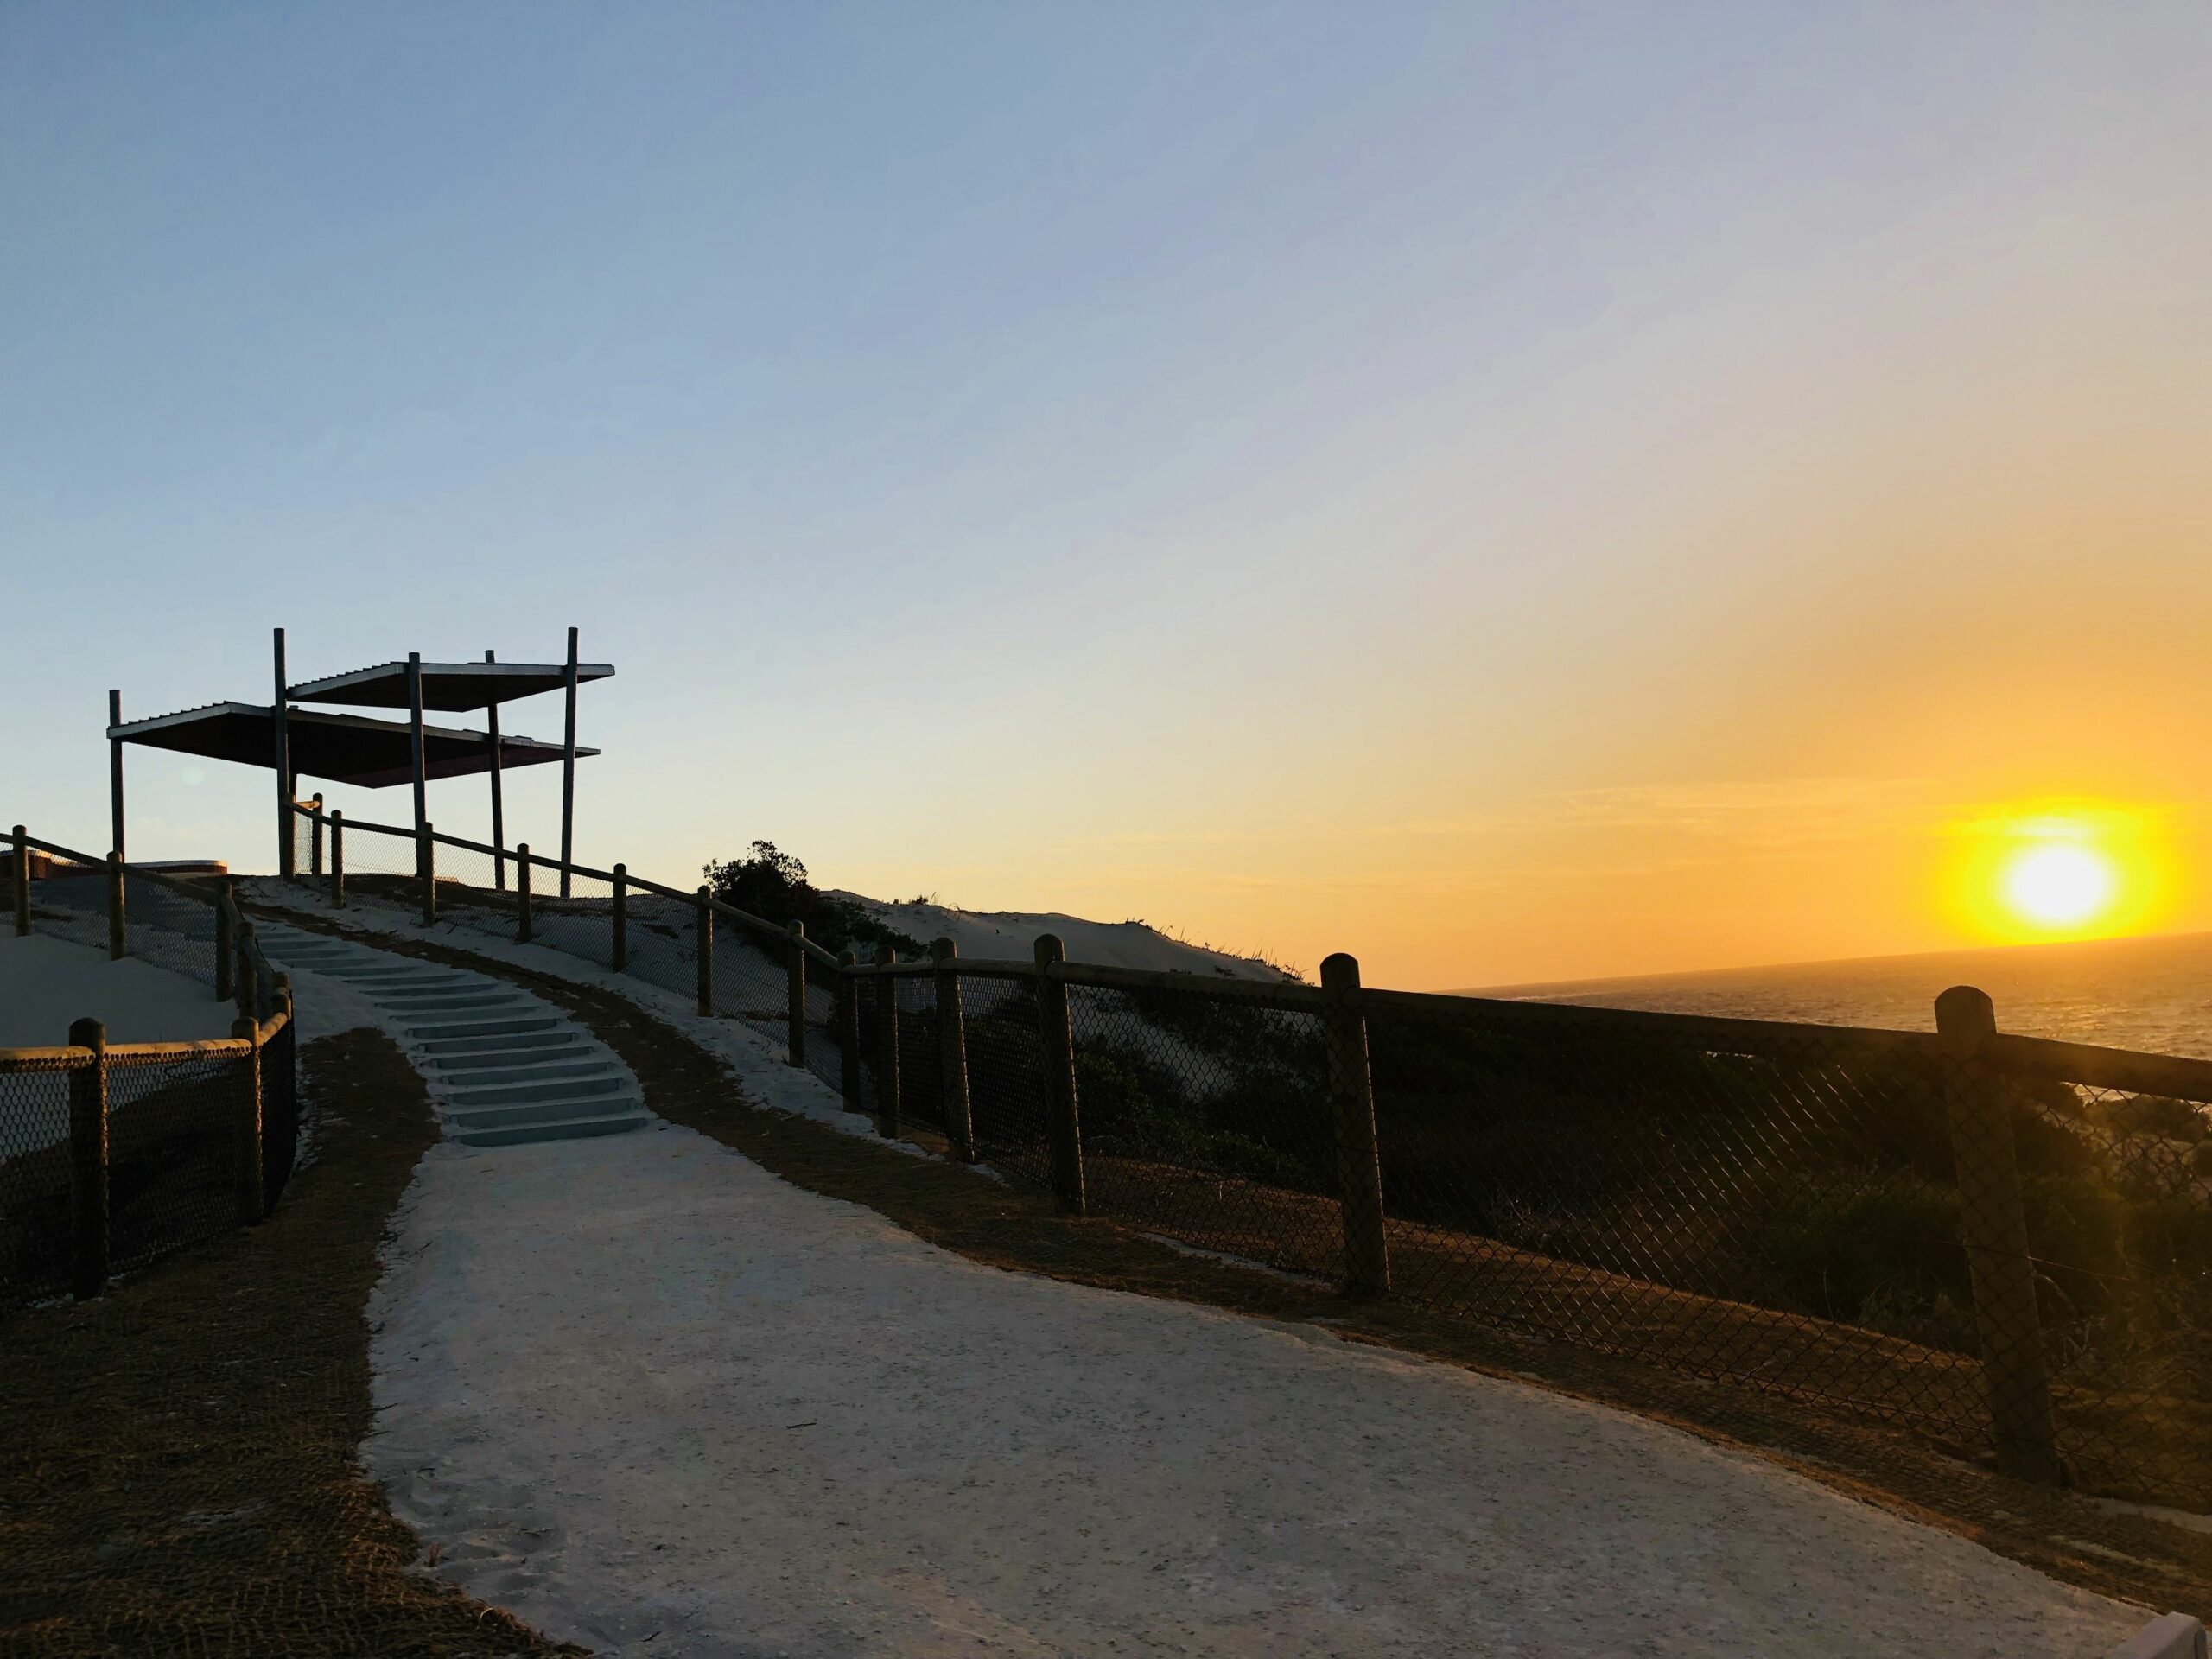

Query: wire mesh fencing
[850,957,2212,1510]
[0,1058,76,1308]
[105,1047,253,1274]
[119,872,224,990]
[1065,983,1341,1276]
[29,861,111,954]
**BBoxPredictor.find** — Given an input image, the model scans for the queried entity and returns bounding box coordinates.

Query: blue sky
[6,3,2209,983]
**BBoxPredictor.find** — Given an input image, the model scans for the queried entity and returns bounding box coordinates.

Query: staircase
[254,922,649,1147]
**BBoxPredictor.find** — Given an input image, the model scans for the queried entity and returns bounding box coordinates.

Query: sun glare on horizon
[1948,804,2170,945]
[1999,841,2117,930]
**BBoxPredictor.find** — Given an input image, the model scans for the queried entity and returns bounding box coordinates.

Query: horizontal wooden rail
[1357,984,1950,1064]
[1986,1031,2212,1104]
[0,1020,283,1071]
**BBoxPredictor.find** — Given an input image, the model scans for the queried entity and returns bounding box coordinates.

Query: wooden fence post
[418,823,436,927]
[1033,933,1084,1214]
[873,944,901,1137]
[1321,952,1390,1299]
[11,824,28,936]
[67,1017,108,1300]
[330,810,346,908]
[1936,985,2061,1484]
[106,850,125,960]
[838,950,864,1113]
[611,862,627,972]
[308,794,324,878]
[230,887,253,1026]
[516,844,533,942]
[232,1016,265,1226]
[786,921,809,1067]
[696,887,713,1015]
[933,938,975,1162]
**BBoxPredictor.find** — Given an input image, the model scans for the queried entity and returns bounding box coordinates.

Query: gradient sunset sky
[5,4,2209,988]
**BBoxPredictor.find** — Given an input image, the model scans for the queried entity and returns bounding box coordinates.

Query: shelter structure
[107,628,612,889]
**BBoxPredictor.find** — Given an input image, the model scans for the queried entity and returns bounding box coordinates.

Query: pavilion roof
[110,702,594,789]
[285,659,614,712]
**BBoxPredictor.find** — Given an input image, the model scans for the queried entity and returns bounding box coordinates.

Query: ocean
[1478,929,2212,1060]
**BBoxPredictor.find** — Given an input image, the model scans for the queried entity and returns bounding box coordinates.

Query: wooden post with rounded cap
[329,810,346,908]
[1322,951,1390,1299]
[611,862,628,972]
[1033,933,1084,1214]
[933,938,976,1162]
[515,844,533,942]
[1935,984,2060,1484]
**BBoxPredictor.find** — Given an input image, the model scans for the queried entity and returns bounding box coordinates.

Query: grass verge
[0,1027,581,1659]
[261,908,2212,1623]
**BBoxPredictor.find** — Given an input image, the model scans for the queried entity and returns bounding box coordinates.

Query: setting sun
[2000,842,2117,929]
[1944,803,2173,945]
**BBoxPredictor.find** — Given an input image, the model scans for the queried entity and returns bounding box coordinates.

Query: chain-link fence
[819,954,2212,1510]
[5,826,302,1309]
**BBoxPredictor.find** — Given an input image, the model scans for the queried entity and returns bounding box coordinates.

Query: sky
[4,3,2209,989]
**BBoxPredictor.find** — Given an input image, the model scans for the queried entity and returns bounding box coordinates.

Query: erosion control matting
[258,910,2212,1624]
[0,1027,582,1659]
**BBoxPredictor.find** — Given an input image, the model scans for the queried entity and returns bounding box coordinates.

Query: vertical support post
[1936,985,2061,1484]
[611,862,628,971]
[407,652,428,879]
[308,793,325,879]
[272,629,294,880]
[11,824,28,937]
[695,886,714,1014]
[108,689,126,867]
[67,1017,109,1301]
[106,850,125,961]
[232,1015,265,1226]
[873,944,901,1137]
[486,648,507,892]
[516,844,533,942]
[1320,952,1390,1299]
[329,810,346,908]
[230,886,253,1026]
[418,822,436,927]
[264,978,295,1213]
[560,626,579,899]
[933,938,975,1162]
[1033,934,1084,1213]
[214,889,235,1001]
[786,921,809,1067]
[837,950,864,1113]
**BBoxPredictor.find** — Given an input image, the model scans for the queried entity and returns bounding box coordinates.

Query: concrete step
[444,1089,640,1128]
[429,1042,592,1071]
[434,1058,620,1088]
[407,1014,563,1040]
[444,1071,628,1108]
[417,1028,580,1058]
[449,1110,649,1148]
[382,991,537,1013]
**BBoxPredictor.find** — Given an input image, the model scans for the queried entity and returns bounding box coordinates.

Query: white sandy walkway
[358,1059,2145,1656]
[0,931,239,1046]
